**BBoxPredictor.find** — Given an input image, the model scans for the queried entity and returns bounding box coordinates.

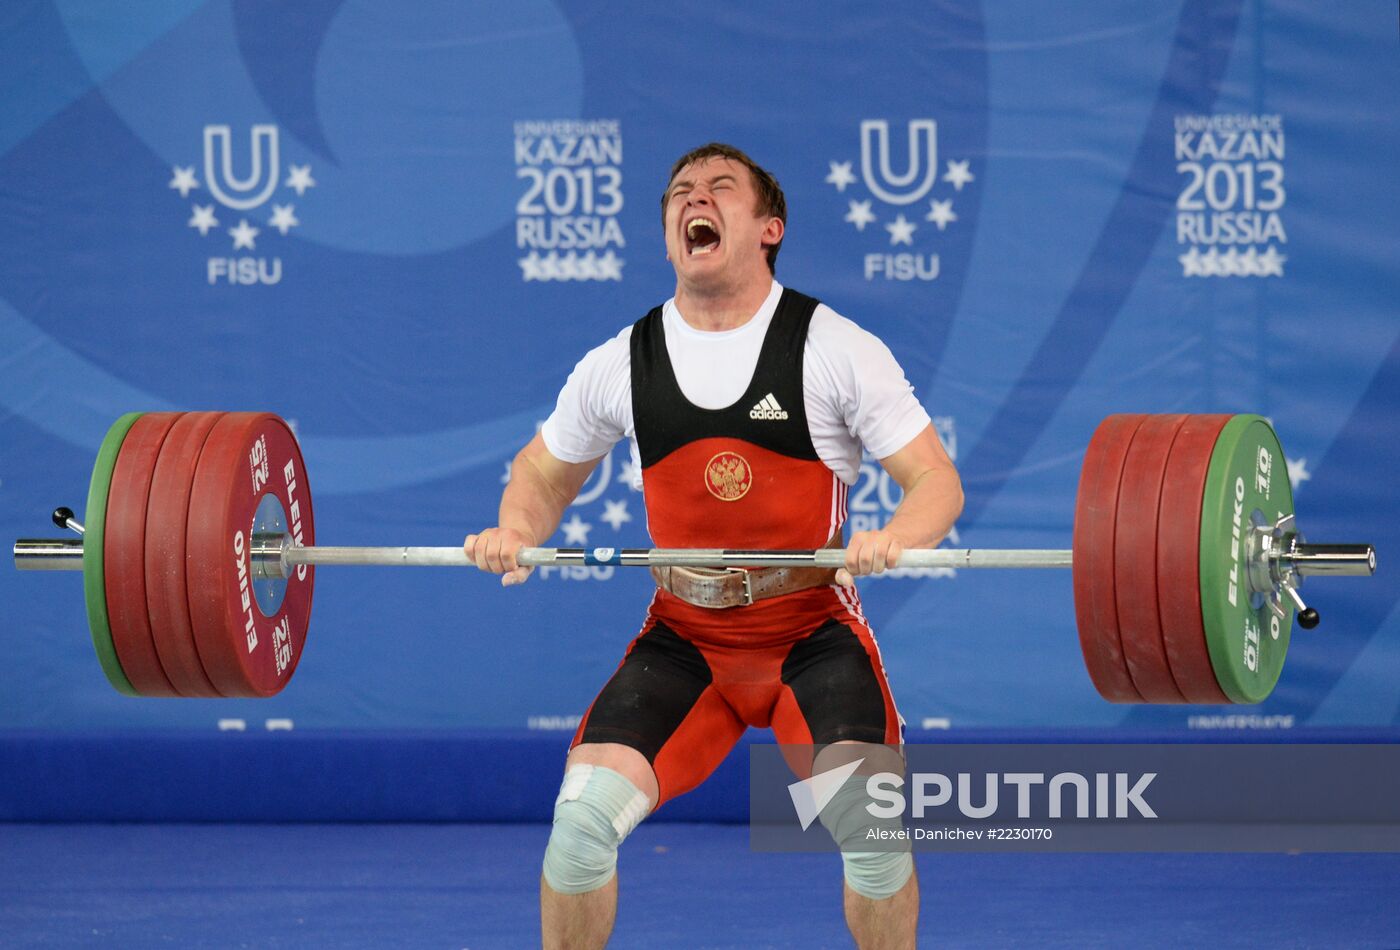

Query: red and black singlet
[629,288,845,551]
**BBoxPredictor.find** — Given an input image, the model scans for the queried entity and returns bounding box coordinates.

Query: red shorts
[571,584,903,807]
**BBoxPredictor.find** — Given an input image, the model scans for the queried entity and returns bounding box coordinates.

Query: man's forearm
[498,450,575,546]
[884,466,964,550]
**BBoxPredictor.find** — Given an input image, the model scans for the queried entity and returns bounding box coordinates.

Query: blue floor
[2,823,1398,948]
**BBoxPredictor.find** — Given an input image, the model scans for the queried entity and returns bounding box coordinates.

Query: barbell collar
[1283,543,1376,577]
[12,539,84,570]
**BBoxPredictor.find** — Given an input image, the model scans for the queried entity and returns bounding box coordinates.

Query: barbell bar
[17,534,1371,576]
[11,410,1378,704]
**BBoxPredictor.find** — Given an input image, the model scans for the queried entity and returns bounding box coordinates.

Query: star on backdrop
[560,513,592,545]
[616,460,640,489]
[187,205,219,235]
[285,165,317,196]
[825,161,856,192]
[169,166,199,197]
[925,199,956,231]
[268,204,299,235]
[229,219,260,250]
[943,159,974,191]
[885,214,916,246]
[600,499,632,531]
[845,200,876,231]
[1287,456,1311,490]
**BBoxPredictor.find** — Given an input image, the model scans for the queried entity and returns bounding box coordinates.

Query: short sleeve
[805,305,931,460]
[539,327,634,462]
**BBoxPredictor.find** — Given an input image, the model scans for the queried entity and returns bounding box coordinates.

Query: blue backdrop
[2,1,1396,754]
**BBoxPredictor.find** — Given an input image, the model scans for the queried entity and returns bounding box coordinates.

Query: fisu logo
[825,118,974,282]
[169,123,316,285]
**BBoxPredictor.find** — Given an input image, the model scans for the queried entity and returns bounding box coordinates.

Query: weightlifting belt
[651,533,843,609]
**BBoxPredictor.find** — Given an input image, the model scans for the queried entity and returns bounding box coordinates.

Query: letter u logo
[204,124,280,211]
[860,119,938,206]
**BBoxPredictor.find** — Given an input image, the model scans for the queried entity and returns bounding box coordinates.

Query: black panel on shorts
[780,618,888,745]
[579,621,714,762]
[630,287,823,467]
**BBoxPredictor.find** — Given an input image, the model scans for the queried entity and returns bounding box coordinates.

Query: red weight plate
[145,411,226,697]
[105,412,183,696]
[1157,414,1233,704]
[1113,415,1188,703]
[1072,414,1146,703]
[186,413,315,698]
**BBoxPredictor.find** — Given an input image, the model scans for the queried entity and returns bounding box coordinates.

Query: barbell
[13,411,1375,704]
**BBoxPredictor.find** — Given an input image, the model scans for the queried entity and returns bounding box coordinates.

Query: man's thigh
[771,616,902,749]
[572,619,746,806]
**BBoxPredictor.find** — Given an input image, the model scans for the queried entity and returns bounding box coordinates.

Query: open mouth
[685,217,721,256]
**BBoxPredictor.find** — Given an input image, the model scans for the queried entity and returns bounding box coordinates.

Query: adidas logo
[749,393,789,421]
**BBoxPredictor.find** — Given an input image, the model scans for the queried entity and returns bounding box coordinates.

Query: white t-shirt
[541,281,931,488]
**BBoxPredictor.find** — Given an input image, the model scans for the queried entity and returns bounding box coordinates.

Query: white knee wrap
[542,765,651,895]
[819,776,914,900]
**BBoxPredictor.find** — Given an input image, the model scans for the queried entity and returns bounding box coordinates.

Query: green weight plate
[1199,415,1295,703]
[83,412,143,696]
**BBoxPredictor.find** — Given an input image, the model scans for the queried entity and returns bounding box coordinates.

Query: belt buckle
[673,566,756,608]
[735,568,754,607]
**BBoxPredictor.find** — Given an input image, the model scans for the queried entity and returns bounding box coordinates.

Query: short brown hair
[661,143,787,273]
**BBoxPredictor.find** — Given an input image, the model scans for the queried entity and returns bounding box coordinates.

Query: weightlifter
[464,143,963,949]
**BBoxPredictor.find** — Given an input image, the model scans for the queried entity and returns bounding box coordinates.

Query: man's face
[662,157,782,287]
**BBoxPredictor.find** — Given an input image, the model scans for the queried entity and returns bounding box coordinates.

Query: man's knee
[840,850,914,900]
[542,765,651,895]
[818,775,914,900]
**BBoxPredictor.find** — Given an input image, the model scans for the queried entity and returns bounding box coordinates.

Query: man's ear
[761,216,784,247]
